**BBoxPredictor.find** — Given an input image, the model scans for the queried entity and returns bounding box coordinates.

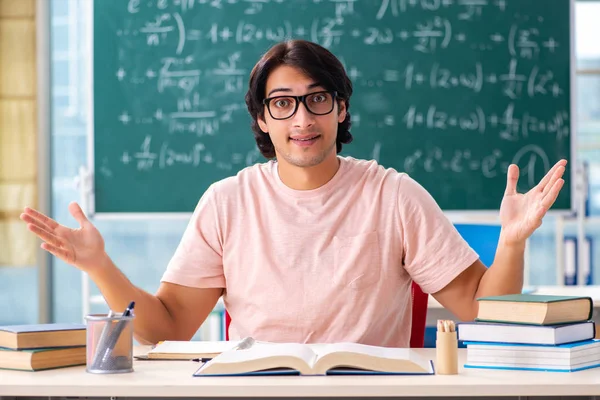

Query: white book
[194,342,434,376]
[464,339,600,372]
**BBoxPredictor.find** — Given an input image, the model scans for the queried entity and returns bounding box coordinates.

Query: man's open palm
[499,159,567,245]
[20,202,105,272]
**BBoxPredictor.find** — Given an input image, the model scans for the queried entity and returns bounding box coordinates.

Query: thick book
[458,321,595,345]
[194,342,434,376]
[476,294,593,325]
[0,346,86,371]
[0,323,86,350]
[464,339,600,372]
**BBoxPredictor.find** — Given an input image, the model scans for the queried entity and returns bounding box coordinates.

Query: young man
[21,40,566,347]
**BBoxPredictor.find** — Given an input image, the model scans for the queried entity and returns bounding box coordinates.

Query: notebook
[145,340,244,360]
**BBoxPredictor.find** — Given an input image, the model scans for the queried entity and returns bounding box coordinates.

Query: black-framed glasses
[263,90,337,120]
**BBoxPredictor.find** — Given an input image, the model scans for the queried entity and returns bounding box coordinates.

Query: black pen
[122,301,135,317]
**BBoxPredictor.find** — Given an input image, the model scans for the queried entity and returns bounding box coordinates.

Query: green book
[475,294,593,326]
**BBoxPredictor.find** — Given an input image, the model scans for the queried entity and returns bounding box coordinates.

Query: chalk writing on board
[115,134,265,177]
[402,144,549,184]
[376,0,508,20]
[104,0,569,184]
[402,103,569,141]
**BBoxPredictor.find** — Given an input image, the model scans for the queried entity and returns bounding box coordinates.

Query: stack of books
[457,294,600,372]
[0,323,86,371]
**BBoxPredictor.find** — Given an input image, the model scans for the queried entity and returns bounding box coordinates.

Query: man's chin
[282,150,333,168]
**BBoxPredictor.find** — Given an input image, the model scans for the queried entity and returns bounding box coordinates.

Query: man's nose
[292,101,315,128]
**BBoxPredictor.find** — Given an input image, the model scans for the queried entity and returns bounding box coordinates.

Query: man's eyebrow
[267,87,291,97]
[266,82,323,97]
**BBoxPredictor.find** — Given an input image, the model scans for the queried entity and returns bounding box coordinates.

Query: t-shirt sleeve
[397,174,480,294]
[160,184,226,288]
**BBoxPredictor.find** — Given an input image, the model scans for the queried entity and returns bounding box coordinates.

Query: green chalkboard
[93,0,573,214]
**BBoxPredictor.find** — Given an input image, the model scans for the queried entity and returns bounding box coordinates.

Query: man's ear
[257,116,269,133]
[337,100,347,123]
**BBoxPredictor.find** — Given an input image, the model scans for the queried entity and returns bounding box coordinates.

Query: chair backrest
[224,282,429,347]
[409,281,428,348]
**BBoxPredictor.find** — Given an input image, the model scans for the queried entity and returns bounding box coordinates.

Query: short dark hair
[245,40,353,159]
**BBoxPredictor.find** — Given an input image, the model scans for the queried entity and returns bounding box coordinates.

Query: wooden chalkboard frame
[85,0,577,220]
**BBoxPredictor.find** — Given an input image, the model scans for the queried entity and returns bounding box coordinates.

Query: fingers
[536,159,567,193]
[68,202,89,226]
[20,213,53,233]
[526,177,565,234]
[541,178,565,209]
[504,164,519,196]
[534,205,546,220]
[26,223,65,248]
[541,164,566,197]
[41,242,72,262]
[21,207,59,230]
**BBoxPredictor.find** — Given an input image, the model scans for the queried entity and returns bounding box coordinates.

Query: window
[575,1,600,215]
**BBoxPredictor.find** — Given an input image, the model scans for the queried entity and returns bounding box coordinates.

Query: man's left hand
[499,159,567,246]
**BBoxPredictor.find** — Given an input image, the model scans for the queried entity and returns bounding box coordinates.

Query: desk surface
[428,285,600,308]
[2,348,600,398]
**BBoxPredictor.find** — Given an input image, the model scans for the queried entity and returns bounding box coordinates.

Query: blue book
[457,320,595,345]
[0,323,86,350]
[194,342,435,376]
[464,339,600,372]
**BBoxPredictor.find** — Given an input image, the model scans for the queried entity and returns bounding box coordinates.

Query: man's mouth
[290,135,321,142]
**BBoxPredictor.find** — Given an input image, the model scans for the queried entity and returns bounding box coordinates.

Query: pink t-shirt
[161,156,478,347]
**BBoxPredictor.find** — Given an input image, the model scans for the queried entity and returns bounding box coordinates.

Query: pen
[91,309,115,368]
[122,301,135,317]
[92,301,135,370]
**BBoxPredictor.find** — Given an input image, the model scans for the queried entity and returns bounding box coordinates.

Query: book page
[148,340,241,356]
[313,342,412,360]
[210,343,317,366]
[312,342,432,372]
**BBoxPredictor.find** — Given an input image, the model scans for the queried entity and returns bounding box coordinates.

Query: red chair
[224,281,429,347]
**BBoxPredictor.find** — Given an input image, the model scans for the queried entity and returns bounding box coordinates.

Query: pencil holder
[435,330,458,375]
[85,313,135,374]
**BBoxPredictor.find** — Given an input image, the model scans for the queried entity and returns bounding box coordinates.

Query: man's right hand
[20,202,106,273]
[20,201,223,344]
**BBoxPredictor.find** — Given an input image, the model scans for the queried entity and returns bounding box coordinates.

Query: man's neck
[277,154,340,190]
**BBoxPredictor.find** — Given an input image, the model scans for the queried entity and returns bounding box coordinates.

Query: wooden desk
[1,348,600,399]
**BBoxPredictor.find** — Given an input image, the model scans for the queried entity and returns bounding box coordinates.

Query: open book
[194,342,434,376]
